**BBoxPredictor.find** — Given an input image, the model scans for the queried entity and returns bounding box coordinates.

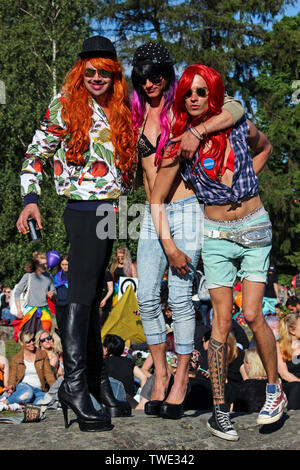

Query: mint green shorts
[202,206,272,290]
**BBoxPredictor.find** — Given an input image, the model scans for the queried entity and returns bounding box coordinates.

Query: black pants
[64,207,114,307]
[283,382,300,410]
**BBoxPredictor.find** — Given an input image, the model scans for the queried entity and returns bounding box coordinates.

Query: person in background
[36,329,64,378]
[53,254,69,321]
[233,347,268,412]
[103,334,147,408]
[0,353,9,396]
[263,265,280,314]
[286,296,300,314]
[0,287,15,325]
[3,330,56,406]
[14,252,56,338]
[110,246,137,283]
[100,270,114,326]
[277,313,300,410]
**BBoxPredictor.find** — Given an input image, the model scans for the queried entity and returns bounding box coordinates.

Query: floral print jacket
[21,94,130,203]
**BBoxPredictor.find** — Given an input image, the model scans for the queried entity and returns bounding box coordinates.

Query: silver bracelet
[189,127,204,140]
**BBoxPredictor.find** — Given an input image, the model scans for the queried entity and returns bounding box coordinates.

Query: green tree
[97,0,295,101]
[254,14,300,274]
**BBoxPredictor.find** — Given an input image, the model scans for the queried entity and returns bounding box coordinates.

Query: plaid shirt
[180,116,258,205]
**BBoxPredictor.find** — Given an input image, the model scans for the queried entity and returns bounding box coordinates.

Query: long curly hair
[110,246,134,278]
[58,57,136,174]
[166,64,230,179]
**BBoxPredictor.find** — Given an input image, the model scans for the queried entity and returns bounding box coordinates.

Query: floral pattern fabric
[21,94,129,201]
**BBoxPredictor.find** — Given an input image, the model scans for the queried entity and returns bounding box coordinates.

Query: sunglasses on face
[138,75,163,85]
[184,87,208,99]
[84,68,112,79]
[40,335,53,343]
[25,338,35,344]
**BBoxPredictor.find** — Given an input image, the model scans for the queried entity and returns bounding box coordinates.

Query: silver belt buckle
[209,229,221,239]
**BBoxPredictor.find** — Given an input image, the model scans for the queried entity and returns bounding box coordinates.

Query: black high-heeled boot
[86,303,132,417]
[57,303,113,432]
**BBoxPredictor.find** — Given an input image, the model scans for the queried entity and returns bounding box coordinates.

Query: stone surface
[1,408,300,452]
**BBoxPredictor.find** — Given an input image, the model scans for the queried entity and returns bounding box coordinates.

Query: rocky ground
[1,407,299,455]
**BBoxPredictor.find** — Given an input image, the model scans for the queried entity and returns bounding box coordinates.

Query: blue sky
[284,3,300,16]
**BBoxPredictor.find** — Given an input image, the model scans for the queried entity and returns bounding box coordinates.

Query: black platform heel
[57,303,113,432]
[144,374,174,416]
[86,304,131,418]
[160,382,191,420]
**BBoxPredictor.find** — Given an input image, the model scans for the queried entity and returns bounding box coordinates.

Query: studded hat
[132,42,175,66]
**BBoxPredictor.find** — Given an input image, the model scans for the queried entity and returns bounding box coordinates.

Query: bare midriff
[142,153,195,203]
[205,194,262,221]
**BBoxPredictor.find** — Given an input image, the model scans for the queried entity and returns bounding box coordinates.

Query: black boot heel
[145,374,174,416]
[61,401,69,429]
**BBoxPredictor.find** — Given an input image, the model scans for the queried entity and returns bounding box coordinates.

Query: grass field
[3,340,21,362]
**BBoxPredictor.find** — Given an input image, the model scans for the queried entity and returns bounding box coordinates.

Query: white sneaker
[257,380,287,425]
[207,404,239,441]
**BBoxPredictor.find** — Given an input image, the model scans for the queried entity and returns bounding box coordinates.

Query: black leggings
[64,207,114,307]
[283,381,300,410]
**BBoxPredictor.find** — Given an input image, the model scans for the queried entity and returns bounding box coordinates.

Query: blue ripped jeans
[6,382,45,405]
[137,197,203,355]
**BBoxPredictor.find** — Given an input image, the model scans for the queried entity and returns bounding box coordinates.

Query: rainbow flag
[112,281,119,307]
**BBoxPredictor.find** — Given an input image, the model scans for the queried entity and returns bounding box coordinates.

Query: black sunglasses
[184,87,208,99]
[40,335,53,343]
[25,338,35,344]
[137,75,163,85]
[84,68,112,78]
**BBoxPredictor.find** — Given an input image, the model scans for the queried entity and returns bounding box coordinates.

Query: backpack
[192,270,210,301]
[9,274,31,317]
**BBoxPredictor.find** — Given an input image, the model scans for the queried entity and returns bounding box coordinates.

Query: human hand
[4,385,14,395]
[16,204,42,234]
[16,307,24,320]
[47,291,56,300]
[168,248,192,276]
[172,130,201,160]
[133,309,140,315]
[199,368,210,379]
[100,299,106,308]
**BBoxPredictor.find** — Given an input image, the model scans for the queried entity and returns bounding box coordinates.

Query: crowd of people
[1,249,300,420]
[0,34,299,442]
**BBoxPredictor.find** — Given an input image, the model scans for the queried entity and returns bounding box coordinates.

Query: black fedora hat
[79,36,117,59]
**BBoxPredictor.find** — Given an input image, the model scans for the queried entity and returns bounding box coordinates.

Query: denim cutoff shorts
[202,206,272,289]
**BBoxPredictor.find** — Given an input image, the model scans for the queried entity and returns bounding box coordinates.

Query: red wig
[169,64,230,180]
[58,57,136,175]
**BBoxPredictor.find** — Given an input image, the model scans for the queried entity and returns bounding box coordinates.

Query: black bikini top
[137,133,161,158]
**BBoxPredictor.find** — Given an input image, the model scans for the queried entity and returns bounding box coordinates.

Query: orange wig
[59,57,136,174]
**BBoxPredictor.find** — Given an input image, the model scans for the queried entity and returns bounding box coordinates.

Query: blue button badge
[203,158,215,170]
